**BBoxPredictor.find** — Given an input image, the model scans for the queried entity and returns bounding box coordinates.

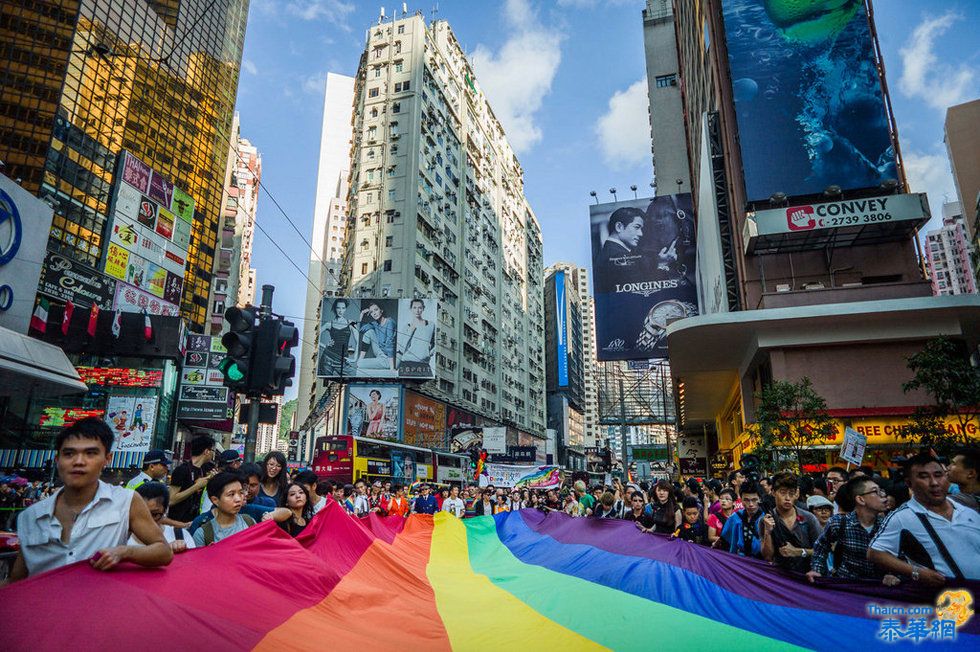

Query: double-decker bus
[312,435,436,486]
[434,451,469,486]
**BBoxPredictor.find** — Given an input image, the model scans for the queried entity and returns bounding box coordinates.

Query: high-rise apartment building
[924,202,977,296]
[0,0,249,331]
[297,73,356,438]
[944,99,980,283]
[337,14,546,440]
[255,394,284,456]
[207,113,260,335]
[642,0,690,194]
[544,264,586,468]
[576,274,600,448]
[661,1,980,473]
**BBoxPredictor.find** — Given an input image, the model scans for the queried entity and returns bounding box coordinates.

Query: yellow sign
[104,243,129,281]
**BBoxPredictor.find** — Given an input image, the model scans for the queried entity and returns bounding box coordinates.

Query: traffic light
[270,318,298,395]
[220,305,258,391]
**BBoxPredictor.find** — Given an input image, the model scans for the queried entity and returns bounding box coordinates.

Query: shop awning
[666,294,980,431]
[0,327,88,397]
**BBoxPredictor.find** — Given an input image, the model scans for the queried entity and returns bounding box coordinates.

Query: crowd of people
[3,417,979,593]
[0,480,55,530]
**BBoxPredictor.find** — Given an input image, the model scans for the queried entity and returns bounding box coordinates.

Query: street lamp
[589,190,598,205]
[609,187,617,202]
[630,184,638,199]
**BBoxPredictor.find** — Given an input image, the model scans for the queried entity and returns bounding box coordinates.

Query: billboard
[403,390,447,449]
[176,334,233,423]
[37,251,116,310]
[590,195,698,361]
[721,0,897,202]
[346,384,401,440]
[105,151,194,315]
[104,395,157,453]
[554,270,569,387]
[317,297,438,380]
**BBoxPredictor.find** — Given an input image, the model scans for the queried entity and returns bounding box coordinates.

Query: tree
[753,377,836,473]
[278,398,298,440]
[902,337,980,455]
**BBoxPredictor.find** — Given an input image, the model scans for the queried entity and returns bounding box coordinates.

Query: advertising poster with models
[317,297,438,380]
[590,194,698,361]
[104,395,157,452]
[346,385,401,441]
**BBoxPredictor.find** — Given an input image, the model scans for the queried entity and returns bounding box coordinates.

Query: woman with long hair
[638,480,681,534]
[275,482,313,537]
[260,451,289,506]
[474,488,494,516]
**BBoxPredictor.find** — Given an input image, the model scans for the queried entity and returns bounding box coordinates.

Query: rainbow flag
[2,503,976,650]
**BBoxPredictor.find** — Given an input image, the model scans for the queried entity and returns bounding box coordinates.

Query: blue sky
[237,0,979,399]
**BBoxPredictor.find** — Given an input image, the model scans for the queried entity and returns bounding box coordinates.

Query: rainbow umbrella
[1,503,975,650]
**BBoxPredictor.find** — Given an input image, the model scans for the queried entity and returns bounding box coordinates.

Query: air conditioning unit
[775,284,791,293]
[803,282,826,290]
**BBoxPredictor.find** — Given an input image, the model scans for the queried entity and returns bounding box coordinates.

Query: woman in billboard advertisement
[365,389,385,438]
[397,298,436,377]
[318,298,358,377]
[357,301,398,377]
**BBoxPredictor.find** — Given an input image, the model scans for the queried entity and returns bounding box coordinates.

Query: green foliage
[278,398,298,440]
[753,377,835,472]
[901,337,980,455]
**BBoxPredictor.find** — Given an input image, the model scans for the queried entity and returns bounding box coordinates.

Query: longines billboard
[590,194,698,361]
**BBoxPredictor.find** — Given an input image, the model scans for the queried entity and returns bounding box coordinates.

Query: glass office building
[0,0,249,329]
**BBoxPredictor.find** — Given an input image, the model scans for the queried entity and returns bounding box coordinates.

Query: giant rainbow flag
[1,502,976,650]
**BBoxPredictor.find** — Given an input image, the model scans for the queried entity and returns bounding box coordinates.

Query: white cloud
[302,71,326,96]
[286,0,355,30]
[903,147,956,232]
[470,0,563,153]
[242,59,258,75]
[899,12,977,111]
[595,79,650,169]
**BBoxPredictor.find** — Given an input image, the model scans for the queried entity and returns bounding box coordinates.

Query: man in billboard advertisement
[317,297,359,378]
[396,298,437,379]
[721,0,897,201]
[354,299,399,377]
[590,194,698,361]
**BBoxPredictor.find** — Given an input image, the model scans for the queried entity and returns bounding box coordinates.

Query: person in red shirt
[387,485,410,517]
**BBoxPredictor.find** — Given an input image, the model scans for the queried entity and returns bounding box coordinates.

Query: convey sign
[750,193,928,237]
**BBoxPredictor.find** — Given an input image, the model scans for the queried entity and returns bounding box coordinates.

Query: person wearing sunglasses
[807,476,890,582]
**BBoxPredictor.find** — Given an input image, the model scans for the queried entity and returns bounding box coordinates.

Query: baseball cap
[218,449,242,465]
[807,495,834,510]
[143,450,170,466]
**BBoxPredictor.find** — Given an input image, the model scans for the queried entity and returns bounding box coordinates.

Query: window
[361,262,369,275]
[368,126,377,140]
[385,236,393,247]
[394,81,411,92]
[394,61,403,73]
[394,41,402,54]
[655,74,677,88]
[374,67,382,78]
[370,107,378,118]
[368,87,379,97]
[390,121,399,135]
[383,259,392,271]
[388,189,396,202]
[397,24,405,34]
[392,102,400,113]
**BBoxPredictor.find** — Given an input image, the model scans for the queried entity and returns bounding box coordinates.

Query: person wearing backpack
[192,472,257,547]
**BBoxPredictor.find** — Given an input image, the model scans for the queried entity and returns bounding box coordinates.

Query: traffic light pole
[243,285,276,463]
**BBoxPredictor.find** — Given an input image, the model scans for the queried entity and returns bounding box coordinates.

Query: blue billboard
[590,194,699,361]
[555,270,569,387]
[721,0,897,202]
